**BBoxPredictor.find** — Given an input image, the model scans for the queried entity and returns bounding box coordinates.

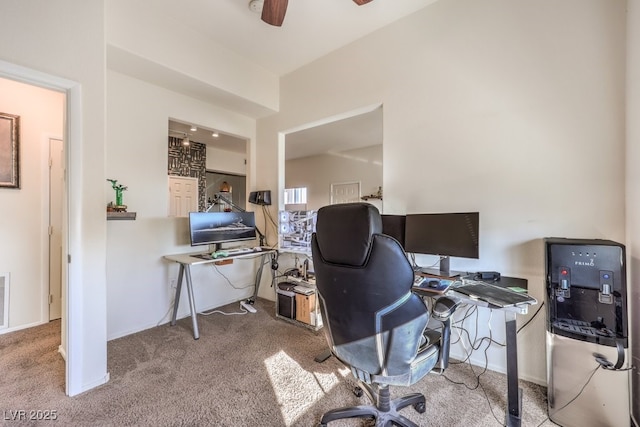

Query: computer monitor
[381,214,406,249]
[404,212,479,277]
[189,211,257,251]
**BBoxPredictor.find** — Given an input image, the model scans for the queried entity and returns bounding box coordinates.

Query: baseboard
[79,373,109,395]
[0,319,47,335]
[107,293,254,341]
[519,372,546,387]
[449,348,546,386]
[58,345,67,361]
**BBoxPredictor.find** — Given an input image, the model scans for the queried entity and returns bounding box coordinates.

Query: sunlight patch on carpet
[264,350,341,426]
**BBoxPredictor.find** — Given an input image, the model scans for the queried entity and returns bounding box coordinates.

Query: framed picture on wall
[0,112,20,189]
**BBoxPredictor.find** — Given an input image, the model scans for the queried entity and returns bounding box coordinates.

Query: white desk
[164,248,275,339]
[414,278,536,427]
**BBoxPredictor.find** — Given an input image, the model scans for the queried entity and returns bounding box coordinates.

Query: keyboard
[413,276,456,293]
[191,248,258,260]
[454,280,536,308]
[224,247,253,254]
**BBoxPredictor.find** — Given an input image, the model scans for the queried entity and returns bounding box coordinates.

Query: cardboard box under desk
[295,293,316,325]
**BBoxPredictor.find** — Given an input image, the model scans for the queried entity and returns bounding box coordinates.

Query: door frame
[0,59,84,396]
[44,135,63,321]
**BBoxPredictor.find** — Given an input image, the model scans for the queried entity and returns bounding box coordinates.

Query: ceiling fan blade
[353,0,374,5]
[262,0,288,27]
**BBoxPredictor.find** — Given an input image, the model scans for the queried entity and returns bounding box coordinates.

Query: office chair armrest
[431,296,461,371]
[432,295,461,321]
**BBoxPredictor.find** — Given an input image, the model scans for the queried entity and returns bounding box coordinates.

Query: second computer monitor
[404,212,479,276]
[381,214,406,248]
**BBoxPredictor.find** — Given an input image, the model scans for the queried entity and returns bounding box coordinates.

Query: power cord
[263,204,279,230]
[210,261,259,290]
[411,254,446,272]
[259,205,271,247]
[549,364,600,415]
[517,300,544,334]
[443,329,504,426]
[199,256,265,315]
[446,299,634,426]
[535,355,635,427]
[156,293,177,326]
[444,304,509,425]
[199,307,248,316]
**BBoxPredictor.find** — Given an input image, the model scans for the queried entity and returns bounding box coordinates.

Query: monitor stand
[421,256,464,279]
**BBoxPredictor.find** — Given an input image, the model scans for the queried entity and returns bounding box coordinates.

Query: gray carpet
[0,298,556,426]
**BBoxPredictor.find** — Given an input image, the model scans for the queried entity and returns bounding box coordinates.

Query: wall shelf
[361,186,383,201]
[107,212,137,220]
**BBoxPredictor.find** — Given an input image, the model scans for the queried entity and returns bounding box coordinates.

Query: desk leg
[505,311,522,427]
[170,264,185,327]
[183,265,200,340]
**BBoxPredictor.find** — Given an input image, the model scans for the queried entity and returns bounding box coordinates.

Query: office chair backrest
[312,203,430,379]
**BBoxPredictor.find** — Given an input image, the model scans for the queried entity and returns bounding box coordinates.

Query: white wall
[206,146,247,175]
[106,70,268,340]
[1,0,631,398]
[105,0,279,116]
[286,145,382,211]
[0,0,107,396]
[257,0,626,384]
[0,77,63,331]
[626,0,640,422]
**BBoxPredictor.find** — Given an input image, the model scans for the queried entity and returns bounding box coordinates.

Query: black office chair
[311,203,460,427]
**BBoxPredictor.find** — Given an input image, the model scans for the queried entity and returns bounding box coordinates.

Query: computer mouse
[428,280,440,288]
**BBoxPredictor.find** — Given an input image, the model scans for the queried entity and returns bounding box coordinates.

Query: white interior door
[168,176,199,217]
[49,137,63,320]
[331,182,361,204]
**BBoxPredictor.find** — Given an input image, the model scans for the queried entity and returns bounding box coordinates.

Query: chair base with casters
[317,299,460,426]
[319,383,426,427]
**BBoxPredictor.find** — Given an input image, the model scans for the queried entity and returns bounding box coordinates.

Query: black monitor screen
[189,211,256,247]
[381,214,406,249]
[404,212,479,259]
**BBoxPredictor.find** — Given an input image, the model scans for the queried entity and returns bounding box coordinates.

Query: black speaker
[249,190,271,205]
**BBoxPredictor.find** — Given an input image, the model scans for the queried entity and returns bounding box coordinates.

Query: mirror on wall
[168,119,247,215]
[284,106,383,211]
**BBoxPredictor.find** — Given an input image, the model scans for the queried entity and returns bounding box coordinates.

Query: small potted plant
[107,179,128,212]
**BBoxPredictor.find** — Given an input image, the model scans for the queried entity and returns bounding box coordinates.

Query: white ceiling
[160,1,436,158]
[149,0,439,76]
[169,120,247,153]
[170,106,382,160]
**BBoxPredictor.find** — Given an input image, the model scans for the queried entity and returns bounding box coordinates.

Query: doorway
[0,59,87,396]
[0,77,65,328]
